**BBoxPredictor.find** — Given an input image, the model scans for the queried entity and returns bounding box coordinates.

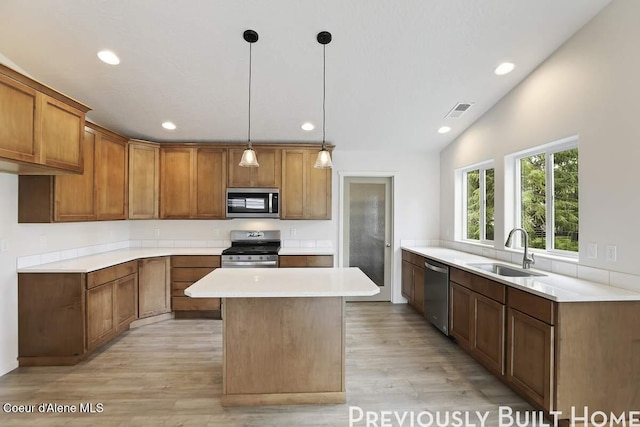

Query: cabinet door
[54,128,97,221]
[193,148,226,218]
[138,257,171,318]
[506,307,554,411]
[305,150,331,219]
[254,148,281,187]
[39,94,84,172]
[160,148,193,218]
[0,73,38,163]
[129,142,159,219]
[281,150,305,218]
[412,265,425,314]
[95,133,128,220]
[227,148,253,187]
[401,260,414,301]
[86,281,116,350]
[450,282,473,350]
[116,273,138,330]
[473,293,506,376]
[228,147,281,188]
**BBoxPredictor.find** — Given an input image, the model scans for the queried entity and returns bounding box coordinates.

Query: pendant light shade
[241,30,259,167]
[314,31,332,169]
[239,146,258,167]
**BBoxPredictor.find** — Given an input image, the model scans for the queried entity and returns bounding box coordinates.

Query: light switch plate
[606,245,617,262]
[1,239,8,252]
[154,229,161,238]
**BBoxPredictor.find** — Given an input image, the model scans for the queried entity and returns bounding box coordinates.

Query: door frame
[338,171,397,302]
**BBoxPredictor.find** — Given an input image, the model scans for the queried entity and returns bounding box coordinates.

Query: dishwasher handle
[424,261,448,274]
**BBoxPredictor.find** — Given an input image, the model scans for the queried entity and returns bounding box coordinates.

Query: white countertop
[185,267,380,298]
[17,247,335,273]
[403,246,640,302]
[17,248,225,273]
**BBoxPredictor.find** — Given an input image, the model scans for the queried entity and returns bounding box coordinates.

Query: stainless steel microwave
[226,188,280,218]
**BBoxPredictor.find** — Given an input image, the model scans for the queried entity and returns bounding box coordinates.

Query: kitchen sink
[467,263,547,277]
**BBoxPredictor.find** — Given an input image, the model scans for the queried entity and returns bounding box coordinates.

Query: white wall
[440,0,640,276]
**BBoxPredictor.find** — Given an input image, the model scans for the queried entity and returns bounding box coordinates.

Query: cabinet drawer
[306,255,333,267]
[508,288,556,325]
[172,255,220,268]
[172,296,220,311]
[171,267,214,282]
[87,261,137,289]
[171,282,192,297]
[279,256,307,268]
[450,268,505,304]
[401,250,424,267]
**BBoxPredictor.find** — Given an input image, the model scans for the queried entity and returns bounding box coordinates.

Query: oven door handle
[223,261,278,267]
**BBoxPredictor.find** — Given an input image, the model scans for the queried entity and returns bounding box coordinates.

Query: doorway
[341,176,393,302]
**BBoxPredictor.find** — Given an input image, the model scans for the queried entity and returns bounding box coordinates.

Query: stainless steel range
[221,230,280,268]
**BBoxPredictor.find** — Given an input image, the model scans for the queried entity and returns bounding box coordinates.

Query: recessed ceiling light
[438,126,452,134]
[494,62,515,76]
[162,121,177,130]
[97,50,120,65]
[301,122,315,131]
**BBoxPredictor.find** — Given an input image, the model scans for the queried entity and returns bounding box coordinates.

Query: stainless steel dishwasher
[423,258,450,336]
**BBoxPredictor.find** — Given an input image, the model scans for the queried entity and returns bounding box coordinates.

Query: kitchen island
[185,267,379,406]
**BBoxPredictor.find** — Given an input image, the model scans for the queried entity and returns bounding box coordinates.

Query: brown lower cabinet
[171,255,221,318]
[18,261,139,366]
[401,250,425,314]
[449,270,505,377]
[449,267,640,420]
[138,257,171,318]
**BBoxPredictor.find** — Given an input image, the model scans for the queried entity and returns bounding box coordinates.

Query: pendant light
[314,31,332,169]
[239,29,259,167]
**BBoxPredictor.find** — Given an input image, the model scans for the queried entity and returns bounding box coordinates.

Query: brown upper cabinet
[0,64,90,174]
[18,123,129,223]
[128,140,160,219]
[281,148,332,220]
[227,147,281,188]
[159,145,227,219]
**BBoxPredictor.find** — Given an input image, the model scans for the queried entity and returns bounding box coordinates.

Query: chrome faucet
[505,228,535,269]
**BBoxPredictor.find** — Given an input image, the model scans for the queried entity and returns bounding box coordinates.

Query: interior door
[343,177,392,301]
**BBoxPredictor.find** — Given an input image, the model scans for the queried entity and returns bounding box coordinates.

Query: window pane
[520,155,546,249]
[553,148,579,252]
[466,170,480,240]
[485,168,495,241]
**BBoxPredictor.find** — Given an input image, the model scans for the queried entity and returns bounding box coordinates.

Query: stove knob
[259,256,263,260]
[248,256,252,260]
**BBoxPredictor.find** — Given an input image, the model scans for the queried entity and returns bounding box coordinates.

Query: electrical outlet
[587,242,598,259]
[606,245,617,262]
[39,235,47,249]
[154,229,161,238]
[290,228,297,237]
[108,230,115,241]
[213,228,220,238]
[1,239,8,252]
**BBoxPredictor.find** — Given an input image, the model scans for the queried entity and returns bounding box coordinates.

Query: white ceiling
[0,0,611,152]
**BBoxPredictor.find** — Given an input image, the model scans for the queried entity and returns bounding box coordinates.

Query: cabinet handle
[424,262,448,274]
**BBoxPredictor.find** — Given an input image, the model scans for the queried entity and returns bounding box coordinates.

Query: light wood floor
[0,303,536,426]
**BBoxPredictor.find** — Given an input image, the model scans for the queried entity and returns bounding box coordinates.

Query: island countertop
[185,267,380,298]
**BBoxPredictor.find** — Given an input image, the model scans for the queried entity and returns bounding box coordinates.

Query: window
[515,139,578,253]
[462,163,495,242]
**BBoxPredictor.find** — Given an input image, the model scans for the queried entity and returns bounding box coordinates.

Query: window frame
[460,161,495,245]
[513,136,579,257]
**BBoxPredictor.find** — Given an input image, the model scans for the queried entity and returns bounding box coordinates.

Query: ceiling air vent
[445,102,474,119]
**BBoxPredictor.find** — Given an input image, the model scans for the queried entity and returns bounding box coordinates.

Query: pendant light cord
[322,43,326,149]
[248,42,252,147]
